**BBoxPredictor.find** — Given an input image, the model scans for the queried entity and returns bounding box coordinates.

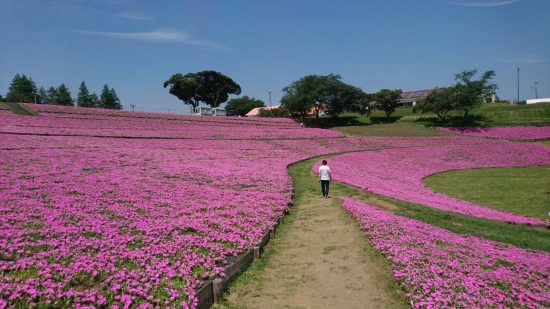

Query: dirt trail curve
[221,188,405,308]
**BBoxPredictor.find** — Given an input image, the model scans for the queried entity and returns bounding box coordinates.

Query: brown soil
[220,193,406,309]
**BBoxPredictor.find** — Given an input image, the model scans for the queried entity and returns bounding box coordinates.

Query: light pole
[533,81,539,99]
[516,66,520,102]
[267,90,272,108]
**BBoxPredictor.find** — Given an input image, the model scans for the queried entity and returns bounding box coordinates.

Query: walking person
[318,160,331,199]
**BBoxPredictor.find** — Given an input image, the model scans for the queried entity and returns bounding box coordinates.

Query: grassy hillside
[301,103,550,136]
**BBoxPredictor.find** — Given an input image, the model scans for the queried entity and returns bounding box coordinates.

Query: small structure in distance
[194,107,227,116]
[246,105,280,117]
[526,98,550,105]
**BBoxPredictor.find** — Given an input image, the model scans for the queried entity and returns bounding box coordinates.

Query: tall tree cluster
[2,74,122,110]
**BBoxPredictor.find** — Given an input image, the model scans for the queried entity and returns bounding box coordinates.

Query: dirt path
[221,178,405,308]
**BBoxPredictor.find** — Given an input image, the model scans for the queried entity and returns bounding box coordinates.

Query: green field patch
[423,166,550,219]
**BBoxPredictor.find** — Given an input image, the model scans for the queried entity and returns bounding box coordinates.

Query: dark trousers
[321,180,330,197]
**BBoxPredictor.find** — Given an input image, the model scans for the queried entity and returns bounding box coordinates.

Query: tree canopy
[325,83,367,118]
[225,96,265,116]
[54,84,73,106]
[281,74,365,119]
[453,70,497,118]
[374,89,402,118]
[415,87,456,120]
[99,85,122,109]
[415,69,497,120]
[6,74,37,103]
[4,74,120,109]
[164,70,241,113]
[349,91,375,116]
[77,81,97,107]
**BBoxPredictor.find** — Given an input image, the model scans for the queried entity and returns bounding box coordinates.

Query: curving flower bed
[339,197,550,309]
[438,126,550,140]
[315,143,550,225]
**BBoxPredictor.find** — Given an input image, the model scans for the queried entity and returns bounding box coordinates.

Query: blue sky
[1,0,549,113]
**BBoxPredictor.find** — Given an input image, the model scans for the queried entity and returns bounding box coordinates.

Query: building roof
[400,89,432,101]
[245,105,280,117]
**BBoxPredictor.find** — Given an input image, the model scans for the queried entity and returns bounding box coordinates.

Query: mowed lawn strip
[297,156,550,252]
[423,166,550,219]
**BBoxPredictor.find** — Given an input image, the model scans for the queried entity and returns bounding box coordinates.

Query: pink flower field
[316,143,550,225]
[0,105,343,140]
[2,104,548,307]
[438,126,550,140]
[339,197,550,309]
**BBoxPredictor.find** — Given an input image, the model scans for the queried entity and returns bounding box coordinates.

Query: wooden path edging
[196,208,289,309]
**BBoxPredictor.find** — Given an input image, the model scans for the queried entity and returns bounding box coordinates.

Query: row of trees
[163,71,403,119]
[2,74,122,109]
[280,74,402,119]
[415,70,497,120]
[164,69,496,120]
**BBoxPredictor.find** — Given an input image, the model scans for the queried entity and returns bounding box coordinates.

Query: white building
[526,98,550,105]
[212,108,226,116]
[194,107,212,116]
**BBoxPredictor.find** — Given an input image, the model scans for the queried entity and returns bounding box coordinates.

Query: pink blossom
[438,126,550,140]
[339,197,550,308]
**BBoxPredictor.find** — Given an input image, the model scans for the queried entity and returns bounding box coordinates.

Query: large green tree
[164,70,241,113]
[375,89,402,118]
[325,83,366,118]
[77,81,96,107]
[280,77,315,119]
[225,96,265,116]
[99,84,122,109]
[415,87,457,120]
[453,70,497,118]
[5,74,37,103]
[54,84,73,106]
[281,74,345,119]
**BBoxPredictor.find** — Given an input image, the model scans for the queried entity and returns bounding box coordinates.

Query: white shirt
[319,165,331,181]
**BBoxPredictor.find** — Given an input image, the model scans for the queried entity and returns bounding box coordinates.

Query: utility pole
[267,90,272,108]
[533,81,539,99]
[516,66,520,102]
[130,104,135,111]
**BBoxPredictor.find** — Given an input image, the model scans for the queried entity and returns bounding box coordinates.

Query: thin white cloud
[502,54,546,64]
[114,10,152,21]
[69,29,230,51]
[448,0,520,7]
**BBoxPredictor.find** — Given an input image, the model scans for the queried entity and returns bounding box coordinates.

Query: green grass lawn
[292,157,550,252]
[423,166,550,219]
[474,102,550,126]
[333,122,457,137]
